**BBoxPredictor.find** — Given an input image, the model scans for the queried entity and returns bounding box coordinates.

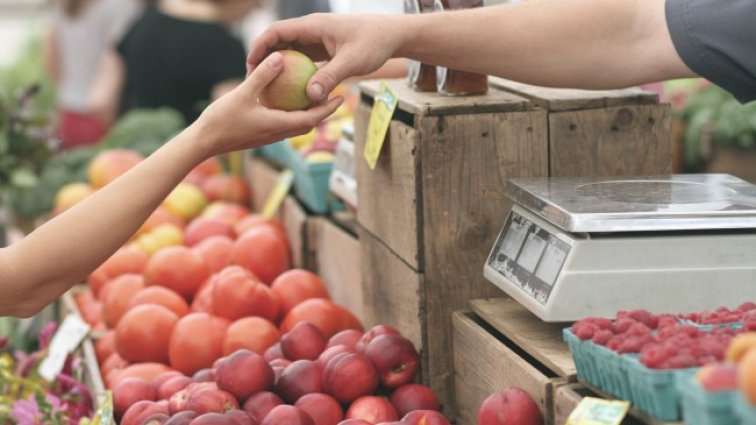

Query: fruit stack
[564,304,756,421]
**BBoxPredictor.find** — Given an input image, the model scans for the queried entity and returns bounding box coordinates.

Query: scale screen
[487,211,571,304]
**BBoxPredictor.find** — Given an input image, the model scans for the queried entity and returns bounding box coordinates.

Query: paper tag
[261,169,294,218]
[363,82,399,170]
[566,397,630,425]
[39,314,91,381]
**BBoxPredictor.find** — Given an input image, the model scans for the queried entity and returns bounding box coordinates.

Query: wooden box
[453,298,577,425]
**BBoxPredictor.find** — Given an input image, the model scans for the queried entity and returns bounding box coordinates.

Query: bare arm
[248,0,695,102]
[42,25,60,83]
[89,49,126,124]
[0,52,343,317]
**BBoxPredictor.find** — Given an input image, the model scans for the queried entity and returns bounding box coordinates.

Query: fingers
[247,16,330,71]
[307,54,359,103]
[242,51,284,93]
[269,96,345,130]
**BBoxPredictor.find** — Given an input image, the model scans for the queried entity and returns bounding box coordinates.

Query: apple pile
[477,388,543,425]
[114,324,448,425]
[571,304,756,370]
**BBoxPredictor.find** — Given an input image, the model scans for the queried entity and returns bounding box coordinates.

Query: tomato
[144,246,210,300]
[193,157,223,178]
[169,313,230,375]
[183,217,235,247]
[234,216,286,241]
[200,174,251,205]
[88,245,149,297]
[76,289,103,326]
[190,280,214,313]
[129,286,190,317]
[201,202,250,225]
[102,274,145,328]
[95,330,116,364]
[116,304,179,363]
[101,352,129,379]
[109,362,172,389]
[231,225,291,285]
[212,271,280,322]
[137,206,186,237]
[280,299,361,338]
[223,317,281,356]
[192,236,234,274]
[271,269,330,316]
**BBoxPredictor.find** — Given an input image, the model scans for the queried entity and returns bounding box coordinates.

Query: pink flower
[11,397,42,425]
[39,322,57,350]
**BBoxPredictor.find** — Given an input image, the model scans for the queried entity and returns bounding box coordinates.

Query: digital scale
[484,174,756,322]
[329,123,358,210]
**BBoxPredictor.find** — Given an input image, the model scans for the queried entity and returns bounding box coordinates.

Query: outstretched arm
[248,0,694,102]
[0,52,343,317]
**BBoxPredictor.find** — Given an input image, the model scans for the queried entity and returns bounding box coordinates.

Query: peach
[186,387,240,414]
[390,384,440,417]
[88,149,143,188]
[477,388,543,425]
[259,50,318,112]
[190,413,236,425]
[281,322,327,361]
[356,326,400,353]
[153,371,184,388]
[276,360,324,403]
[328,330,364,351]
[201,175,251,205]
[193,368,217,383]
[345,396,398,424]
[259,405,314,425]
[216,350,275,401]
[242,391,284,423]
[295,393,344,425]
[364,335,419,389]
[169,389,190,415]
[225,410,255,425]
[185,218,235,247]
[202,202,251,226]
[232,226,290,285]
[264,343,286,362]
[738,348,756,404]
[143,413,171,425]
[53,182,95,215]
[317,345,357,369]
[121,400,169,425]
[337,421,371,425]
[164,183,208,221]
[144,246,210,300]
[322,353,379,404]
[166,411,199,425]
[223,317,280,356]
[158,376,193,400]
[193,236,235,274]
[400,410,450,425]
[113,377,157,419]
[212,272,279,322]
[726,333,756,363]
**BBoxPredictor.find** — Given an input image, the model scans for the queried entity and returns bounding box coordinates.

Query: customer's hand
[247,14,402,103]
[195,51,344,157]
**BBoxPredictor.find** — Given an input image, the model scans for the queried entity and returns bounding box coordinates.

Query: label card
[364,82,399,170]
[566,397,630,425]
[261,169,294,218]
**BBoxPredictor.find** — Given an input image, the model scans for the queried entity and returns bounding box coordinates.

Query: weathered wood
[453,311,556,425]
[549,105,672,177]
[419,110,550,413]
[355,103,423,270]
[313,217,364,322]
[245,155,281,212]
[489,77,659,112]
[553,384,586,425]
[280,196,309,269]
[470,298,576,379]
[359,79,531,117]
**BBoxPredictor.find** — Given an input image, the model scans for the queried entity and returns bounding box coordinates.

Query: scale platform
[484,174,756,322]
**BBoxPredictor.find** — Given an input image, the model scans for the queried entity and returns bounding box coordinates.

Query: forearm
[397,0,694,89]
[0,123,210,317]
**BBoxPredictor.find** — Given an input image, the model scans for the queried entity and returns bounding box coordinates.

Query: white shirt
[329,0,404,14]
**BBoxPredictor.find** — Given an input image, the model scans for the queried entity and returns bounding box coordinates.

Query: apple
[327,330,364,351]
[158,376,193,400]
[356,326,400,353]
[276,360,323,403]
[695,363,739,391]
[260,405,314,425]
[189,413,235,425]
[389,384,439,417]
[184,218,235,247]
[169,389,190,414]
[295,393,344,425]
[259,50,318,112]
[322,353,379,404]
[216,350,275,401]
[193,368,217,383]
[336,421,372,425]
[113,377,157,419]
[400,411,450,425]
[121,401,170,425]
[264,343,286,362]
[225,410,255,425]
[477,388,543,425]
[243,391,284,423]
[154,371,184,388]
[364,335,419,389]
[345,396,398,424]
[142,413,171,425]
[186,387,240,414]
[165,411,199,425]
[281,322,327,361]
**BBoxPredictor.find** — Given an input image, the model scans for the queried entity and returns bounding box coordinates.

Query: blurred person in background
[43,0,142,148]
[90,0,260,126]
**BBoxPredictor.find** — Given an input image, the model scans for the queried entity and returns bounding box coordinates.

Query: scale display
[487,211,570,304]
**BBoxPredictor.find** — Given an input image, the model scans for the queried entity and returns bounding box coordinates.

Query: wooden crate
[453,298,577,425]
[489,78,673,177]
[310,216,364,322]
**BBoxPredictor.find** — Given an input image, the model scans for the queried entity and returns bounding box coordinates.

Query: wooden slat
[453,311,553,425]
[553,384,585,425]
[470,298,576,379]
[419,109,549,415]
[280,196,308,269]
[359,79,531,116]
[355,103,423,270]
[489,77,659,112]
[549,105,672,177]
[245,155,282,213]
[313,217,364,322]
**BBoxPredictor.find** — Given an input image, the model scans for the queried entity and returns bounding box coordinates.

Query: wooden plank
[470,298,577,379]
[355,103,423,270]
[245,155,282,213]
[549,105,672,177]
[359,79,531,116]
[553,384,585,425]
[419,109,550,415]
[489,77,659,112]
[313,217,364,322]
[280,196,309,269]
[453,311,554,425]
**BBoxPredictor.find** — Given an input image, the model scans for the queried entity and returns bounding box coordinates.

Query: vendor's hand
[195,51,344,157]
[247,14,401,103]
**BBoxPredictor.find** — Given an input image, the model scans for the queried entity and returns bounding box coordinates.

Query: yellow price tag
[566,397,630,425]
[261,169,294,218]
[364,82,399,170]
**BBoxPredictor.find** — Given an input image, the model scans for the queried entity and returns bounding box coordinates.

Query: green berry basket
[678,373,737,425]
[736,393,756,425]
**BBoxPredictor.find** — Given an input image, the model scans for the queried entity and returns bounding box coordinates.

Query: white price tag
[38,314,91,381]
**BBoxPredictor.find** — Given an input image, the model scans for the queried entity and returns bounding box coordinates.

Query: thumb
[307,54,355,102]
[242,51,284,93]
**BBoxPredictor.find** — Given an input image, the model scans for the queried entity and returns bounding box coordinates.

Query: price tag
[261,169,294,218]
[39,314,91,381]
[363,82,399,170]
[566,397,630,425]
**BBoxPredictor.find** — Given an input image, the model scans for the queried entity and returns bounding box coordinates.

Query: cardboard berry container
[625,356,697,421]
[677,373,737,425]
[563,329,600,385]
[256,141,292,167]
[735,393,756,425]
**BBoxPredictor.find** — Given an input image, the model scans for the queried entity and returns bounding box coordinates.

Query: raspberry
[573,322,599,340]
[657,315,678,329]
[613,318,638,334]
[591,330,613,346]
[737,302,756,312]
[744,321,756,332]
[617,335,654,354]
[640,344,671,368]
[626,323,652,337]
[607,337,622,352]
[627,310,654,327]
[664,354,699,369]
